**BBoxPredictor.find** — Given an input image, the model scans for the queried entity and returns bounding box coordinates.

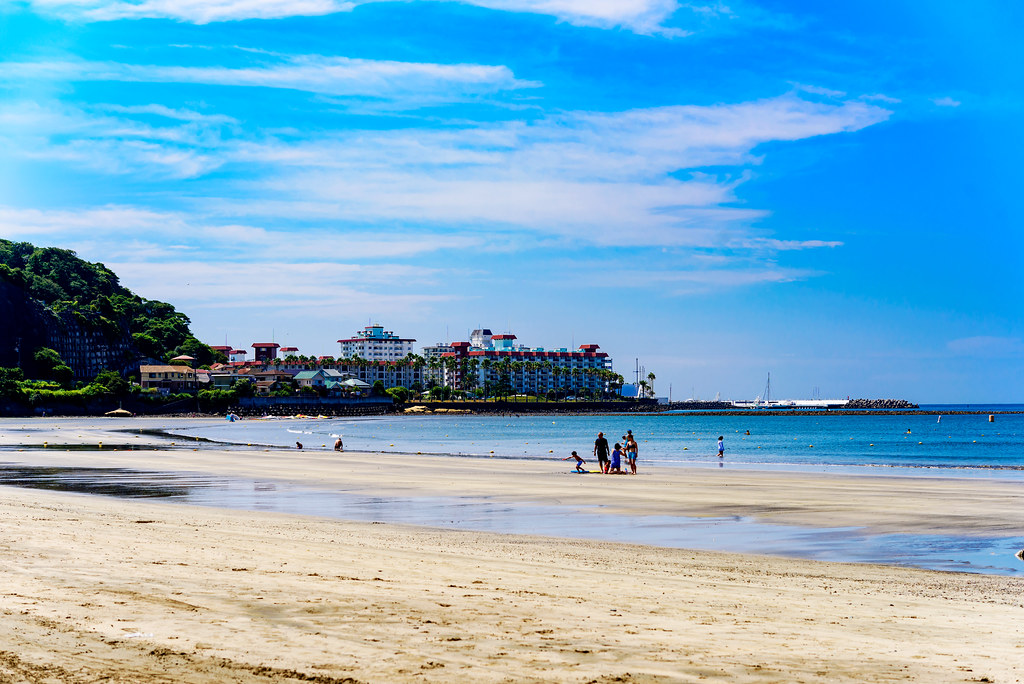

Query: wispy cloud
[25,0,686,34]
[932,96,961,108]
[1,55,536,101]
[0,204,489,261]
[25,0,357,23]
[946,336,1024,357]
[216,94,890,244]
[1,93,890,247]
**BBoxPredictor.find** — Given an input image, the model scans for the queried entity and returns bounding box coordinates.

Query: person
[609,443,623,474]
[296,441,303,449]
[334,437,344,452]
[593,432,610,473]
[563,450,587,473]
[625,436,638,474]
[717,436,724,458]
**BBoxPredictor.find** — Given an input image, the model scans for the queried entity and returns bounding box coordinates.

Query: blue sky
[1,1,1020,402]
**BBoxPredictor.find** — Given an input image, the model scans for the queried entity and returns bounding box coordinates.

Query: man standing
[593,432,610,473]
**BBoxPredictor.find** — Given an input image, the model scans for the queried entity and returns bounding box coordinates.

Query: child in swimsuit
[563,450,587,473]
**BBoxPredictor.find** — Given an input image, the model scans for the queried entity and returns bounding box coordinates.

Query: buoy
[918,442,923,444]
[989,415,994,422]
[683,447,688,450]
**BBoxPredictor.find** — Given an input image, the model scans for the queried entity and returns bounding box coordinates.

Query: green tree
[93,369,129,395]
[0,367,25,398]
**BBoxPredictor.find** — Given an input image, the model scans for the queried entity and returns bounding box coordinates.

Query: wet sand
[1,418,1023,682]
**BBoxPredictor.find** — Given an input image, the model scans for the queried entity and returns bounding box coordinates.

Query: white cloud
[932,96,961,108]
[1,55,535,100]
[0,204,488,261]
[1,93,890,253]
[25,0,685,34]
[861,93,901,104]
[25,0,356,23]
[946,336,1024,357]
[220,95,889,244]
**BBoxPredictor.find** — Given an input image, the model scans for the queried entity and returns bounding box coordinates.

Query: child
[609,443,622,473]
[563,450,587,473]
[717,436,724,458]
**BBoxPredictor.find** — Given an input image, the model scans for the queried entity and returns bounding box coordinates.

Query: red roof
[252,343,280,348]
[280,346,299,352]
[210,346,231,352]
[492,334,517,340]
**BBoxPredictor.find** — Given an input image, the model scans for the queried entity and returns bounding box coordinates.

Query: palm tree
[638,379,649,400]
[551,365,563,400]
[647,372,656,398]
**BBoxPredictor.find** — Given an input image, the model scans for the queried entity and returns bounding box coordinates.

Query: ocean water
[13,407,1021,574]
[167,406,1024,478]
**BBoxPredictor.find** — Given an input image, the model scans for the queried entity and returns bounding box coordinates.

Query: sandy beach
[1,418,1023,682]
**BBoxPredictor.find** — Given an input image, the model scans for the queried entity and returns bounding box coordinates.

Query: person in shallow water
[718,436,724,458]
[296,441,303,450]
[334,438,343,452]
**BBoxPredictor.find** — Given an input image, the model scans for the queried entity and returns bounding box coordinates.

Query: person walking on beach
[563,450,587,473]
[594,432,610,473]
[717,436,724,458]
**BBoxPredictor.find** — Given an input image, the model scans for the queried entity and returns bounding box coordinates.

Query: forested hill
[0,239,222,380]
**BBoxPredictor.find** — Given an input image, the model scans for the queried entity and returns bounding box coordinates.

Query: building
[228,349,248,364]
[139,364,197,394]
[209,345,232,360]
[337,324,415,362]
[279,346,299,357]
[436,331,614,397]
[252,342,280,363]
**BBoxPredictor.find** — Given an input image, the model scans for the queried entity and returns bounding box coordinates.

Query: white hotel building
[337,324,415,362]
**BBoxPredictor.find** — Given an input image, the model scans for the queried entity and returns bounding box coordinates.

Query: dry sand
[1,418,1022,683]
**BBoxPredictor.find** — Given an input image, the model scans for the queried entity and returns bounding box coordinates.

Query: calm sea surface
[168,405,1024,478]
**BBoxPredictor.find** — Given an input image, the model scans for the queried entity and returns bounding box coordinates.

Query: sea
[168,404,1024,477]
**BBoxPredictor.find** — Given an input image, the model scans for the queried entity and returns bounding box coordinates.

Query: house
[139,365,197,394]
[252,342,280,363]
[294,368,347,389]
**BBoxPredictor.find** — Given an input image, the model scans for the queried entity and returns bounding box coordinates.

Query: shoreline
[3,418,1024,560]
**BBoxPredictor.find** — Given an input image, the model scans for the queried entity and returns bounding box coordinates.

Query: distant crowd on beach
[564,430,726,473]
